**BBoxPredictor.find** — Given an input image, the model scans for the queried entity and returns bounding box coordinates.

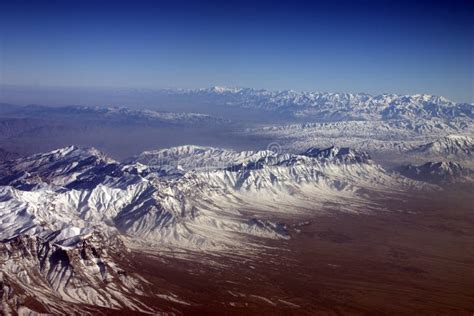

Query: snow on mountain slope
[130,145,276,173]
[302,146,371,164]
[398,161,472,184]
[172,87,473,164]
[0,146,292,250]
[0,145,115,189]
[0,145,422,250]
[410,135,473,157]
[0,144,427,254]
[0,232,157,314]
[400,135,474,169]
[244,119,474,166]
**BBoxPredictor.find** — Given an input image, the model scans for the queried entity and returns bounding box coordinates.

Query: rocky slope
[0,148,18,162]
[398,161,472,184]
[0,232,156,315]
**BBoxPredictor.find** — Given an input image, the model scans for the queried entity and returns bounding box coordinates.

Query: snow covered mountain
[0,232,157,314]
[301,146,371,164]
[0,143,434,263]
[129,145,276,175]
[178,87,474,121]
[0,144,420,249]
[0,145,114,189]
[2,88,472,163]
[245,120,474,164]
[0,144,406,248]
[409,135,473,157]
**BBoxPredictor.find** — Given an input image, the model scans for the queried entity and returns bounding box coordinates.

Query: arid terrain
[57,189,472,315]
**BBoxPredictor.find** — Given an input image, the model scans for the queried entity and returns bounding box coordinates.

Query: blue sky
[0,0,472,102]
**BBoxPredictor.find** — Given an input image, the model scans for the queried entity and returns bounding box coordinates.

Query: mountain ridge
[167,86,474,121]
[0,143,463,314]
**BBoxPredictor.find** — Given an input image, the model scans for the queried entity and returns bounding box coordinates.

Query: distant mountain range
[154,86,474,121]
[2,86,473,122]
[0,103,229,126]
[399,161,472,184]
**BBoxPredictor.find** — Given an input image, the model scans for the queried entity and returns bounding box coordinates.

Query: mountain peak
[0,146,115,188]
[399,161,470,184]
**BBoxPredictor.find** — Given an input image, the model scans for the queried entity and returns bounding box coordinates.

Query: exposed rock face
[0,232,155,314]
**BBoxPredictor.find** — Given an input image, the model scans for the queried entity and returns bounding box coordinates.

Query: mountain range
[160,86,474,121]
[3,142,463,313]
